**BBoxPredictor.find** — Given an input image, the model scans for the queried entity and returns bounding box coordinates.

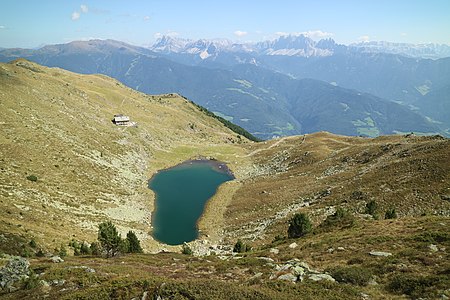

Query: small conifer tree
[126,231,143,253]
[288,213,312,238]
[98,221,122,258]
[364,200,378,218]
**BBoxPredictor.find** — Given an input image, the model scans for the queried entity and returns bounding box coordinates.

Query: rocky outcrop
[270,259,335,283]
[369,251,392,257]
[0,256,30,291]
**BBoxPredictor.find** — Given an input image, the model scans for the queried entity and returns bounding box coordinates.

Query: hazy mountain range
[1,35,449,139]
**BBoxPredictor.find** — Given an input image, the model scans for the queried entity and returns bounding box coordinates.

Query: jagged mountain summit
[150,34,339,58]
[150,34,450,59]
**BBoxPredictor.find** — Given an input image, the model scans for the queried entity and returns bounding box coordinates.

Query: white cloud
[80,5,89,13]
[0,25,5,29]
[300,30,334,39]
[143,16,150,21]
[71,5,89,21]
[358,35,370,42]
[275,31,289,37]
[71,11,80,21]
[234,30,248,37]
[401,32,407,37]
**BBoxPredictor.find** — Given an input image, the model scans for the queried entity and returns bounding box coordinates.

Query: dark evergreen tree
[288,213,312,238]
[98,221,122,258]
[126,231,143,253]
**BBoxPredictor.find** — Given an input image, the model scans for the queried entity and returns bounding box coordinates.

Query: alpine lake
[148,159,234,245]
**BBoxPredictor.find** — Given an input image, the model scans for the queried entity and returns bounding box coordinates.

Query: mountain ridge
[0,39,448,139]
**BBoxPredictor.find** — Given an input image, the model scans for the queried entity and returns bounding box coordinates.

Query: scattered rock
[270,248,280,255]
[369,251,392,257]
[288,242,298,249]
[270,260,334,283]
[277,273,298,282]
[142,291,149,300]
[292,266,305,276]
[308,273,336,282]
[327,248,335,253]
[85,267,96,273]
[251,272,264,279]
[39,280,51,293]
[360,293,370,300]
[429,244,439,252]
[337,247,345,251]
[50,256,64,263]
[0,256,30,291]
[257,257,275,263]
[51,279,66,286]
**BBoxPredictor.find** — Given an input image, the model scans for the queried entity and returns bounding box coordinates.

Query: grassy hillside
[223,132,450,243]
[1,60,449,299]
[0,59,252,253]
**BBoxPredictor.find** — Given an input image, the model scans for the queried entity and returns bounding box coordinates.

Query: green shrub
[119,239,130,254]
[388,274,436,298]
[414,231,450,243]
[328,266,373,286]
[364,200,379,219]
[385,208,397,219]
[58,243,67,257]
[288,213,312,238]
[22,270,40,290]
[182,243,193,255]
[36,249,45,257]
[233,239,251,253]
[28,239,37,248]
[347,257,364,265]
[321,207,355,230]
[90,242,101,256]
[26,175,38,182]
[80,242,91,255]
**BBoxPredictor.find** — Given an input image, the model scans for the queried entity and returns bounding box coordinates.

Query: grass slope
[0,59,251,253]
[1,60,449,299]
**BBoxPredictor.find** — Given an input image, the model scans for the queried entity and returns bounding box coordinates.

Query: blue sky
[1,0,449,48]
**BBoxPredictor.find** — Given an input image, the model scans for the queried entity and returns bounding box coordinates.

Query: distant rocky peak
[152,35,192,53]
[316,38,337,49]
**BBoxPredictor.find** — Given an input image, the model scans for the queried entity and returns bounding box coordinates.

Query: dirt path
[244,135,305,157]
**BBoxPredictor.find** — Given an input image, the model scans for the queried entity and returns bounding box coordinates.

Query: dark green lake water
[148,160,234,245]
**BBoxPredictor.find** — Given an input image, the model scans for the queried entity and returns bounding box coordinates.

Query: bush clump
[320,207,355,230]
[288,213,312,238]
[364,200,378,219]
[233,239,252,253]
[385,208,397,219]
[388,274,437,298]
[182,243,193,255]
[26,175,38,182]
[328,266,373,286]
